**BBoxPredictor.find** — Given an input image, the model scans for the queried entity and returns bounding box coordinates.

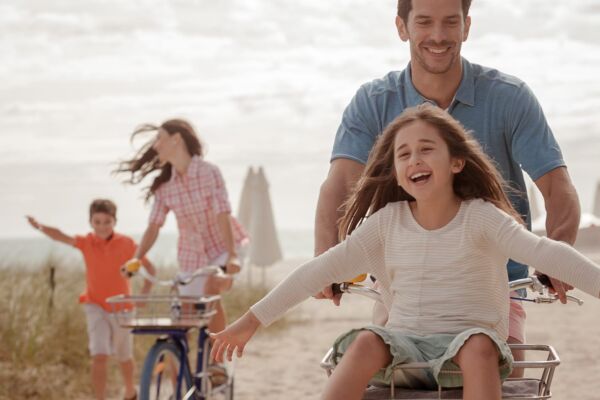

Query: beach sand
[233,254,600,400]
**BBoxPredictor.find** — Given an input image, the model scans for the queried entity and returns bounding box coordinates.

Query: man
[314,0,580,372]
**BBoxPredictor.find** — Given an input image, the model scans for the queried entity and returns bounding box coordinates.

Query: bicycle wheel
[139,340,192,400]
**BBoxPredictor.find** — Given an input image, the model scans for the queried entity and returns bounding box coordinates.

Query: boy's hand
[26,215,42,231]
[210,311,260,363]
[121,258,141,278]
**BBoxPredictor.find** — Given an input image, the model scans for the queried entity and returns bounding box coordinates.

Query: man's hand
[545,276,574,304]
[313,284,342,306]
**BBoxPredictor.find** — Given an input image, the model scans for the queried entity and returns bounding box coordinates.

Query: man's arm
[314,159,365,255]
[313,158,364,305]
[534,166,581,302]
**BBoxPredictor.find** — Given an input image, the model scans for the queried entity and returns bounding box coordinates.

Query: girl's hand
[225,255,241,274]
[210,311,260,363]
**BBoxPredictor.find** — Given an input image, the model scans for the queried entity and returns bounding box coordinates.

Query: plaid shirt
[149,156,248,272]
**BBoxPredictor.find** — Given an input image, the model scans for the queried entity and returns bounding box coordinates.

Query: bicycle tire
[139,340,192,400]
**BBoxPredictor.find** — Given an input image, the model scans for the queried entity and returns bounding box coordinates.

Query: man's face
[396,0,470,75]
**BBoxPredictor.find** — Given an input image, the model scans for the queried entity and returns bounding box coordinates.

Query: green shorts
[331,326,513,389]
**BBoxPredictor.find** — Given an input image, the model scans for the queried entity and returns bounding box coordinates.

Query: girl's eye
[398,152,410,159]
[421,147,433,153]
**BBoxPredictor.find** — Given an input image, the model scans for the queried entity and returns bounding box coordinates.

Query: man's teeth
[428,48,447,54]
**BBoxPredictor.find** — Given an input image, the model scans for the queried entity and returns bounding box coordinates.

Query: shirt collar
[170,155,201,182]
[403,57,475,108]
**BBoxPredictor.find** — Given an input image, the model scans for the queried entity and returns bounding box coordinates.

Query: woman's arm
[134,223,161,260]
[216,212,240,273]
[26,215,75,246]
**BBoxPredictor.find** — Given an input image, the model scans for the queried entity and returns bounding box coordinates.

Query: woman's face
[152,128,178,165]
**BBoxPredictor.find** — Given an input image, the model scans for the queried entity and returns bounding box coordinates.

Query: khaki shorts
[332,326,513,389]
[83,303,133,361]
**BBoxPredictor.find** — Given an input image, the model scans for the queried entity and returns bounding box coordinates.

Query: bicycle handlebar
[121,259,226,288]
[332,274,584,306]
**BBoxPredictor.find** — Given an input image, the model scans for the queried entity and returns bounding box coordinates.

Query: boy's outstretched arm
[210,310,261,363]
[26,215,75,246]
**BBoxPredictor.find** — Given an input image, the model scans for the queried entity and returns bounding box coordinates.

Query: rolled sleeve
[508,84,565,181]
[331,85,380,165]
[211,166,232,214]
[149,194,169,227]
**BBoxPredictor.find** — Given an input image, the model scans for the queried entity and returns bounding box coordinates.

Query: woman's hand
[225,255,241,274]
[210,311,261,363]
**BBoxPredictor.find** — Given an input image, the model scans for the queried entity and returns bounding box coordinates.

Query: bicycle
[107,263,234,400]
[320,275,584,400]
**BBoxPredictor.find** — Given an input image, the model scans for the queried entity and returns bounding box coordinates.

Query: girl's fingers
[237,343,245,358]
[214,339,229,363]
[226,344,235,362]
[209,338,221,362]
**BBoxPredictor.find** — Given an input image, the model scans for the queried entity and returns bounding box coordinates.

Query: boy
[27,199,156,400]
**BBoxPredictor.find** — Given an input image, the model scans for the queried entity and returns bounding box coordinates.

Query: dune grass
[0,260,274,400]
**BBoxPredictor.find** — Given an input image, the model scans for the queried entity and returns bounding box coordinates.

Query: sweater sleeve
[250,208,387,326]
[477,201,600,298]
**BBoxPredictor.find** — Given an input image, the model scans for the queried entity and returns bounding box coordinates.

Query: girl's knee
[349,331,385,353]
[455,334,499,364]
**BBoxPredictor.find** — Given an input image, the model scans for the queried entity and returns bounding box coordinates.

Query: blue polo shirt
[332,58,565,282]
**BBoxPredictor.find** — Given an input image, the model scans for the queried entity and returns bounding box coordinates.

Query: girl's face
[393,120,464,201]
[90,212,116,240]
[152,128,179,165]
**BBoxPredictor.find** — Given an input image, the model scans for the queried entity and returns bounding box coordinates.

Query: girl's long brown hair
[115,119,204,201]
[338,103,522,240]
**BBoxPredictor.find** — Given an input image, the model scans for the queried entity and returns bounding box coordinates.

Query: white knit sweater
[251,199,600,339]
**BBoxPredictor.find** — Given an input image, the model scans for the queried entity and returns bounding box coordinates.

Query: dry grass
[0,261,276,400]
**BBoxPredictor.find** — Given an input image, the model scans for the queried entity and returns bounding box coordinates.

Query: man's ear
[463,15,471,42]
[396,16,409,42]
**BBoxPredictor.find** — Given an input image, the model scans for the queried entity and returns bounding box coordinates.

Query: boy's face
[90,212,116,239]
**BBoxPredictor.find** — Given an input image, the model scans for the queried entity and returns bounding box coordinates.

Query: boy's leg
[322,331,391,400]
[119,359,137,399]
[111,312,137,399]
[84,304,112,400]
[452,333,502,400]
[91,354,108,400]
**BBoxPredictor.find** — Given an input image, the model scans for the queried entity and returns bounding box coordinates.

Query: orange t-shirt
[74,232,142,312]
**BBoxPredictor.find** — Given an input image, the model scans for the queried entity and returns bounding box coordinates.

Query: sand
[232,254,600,400]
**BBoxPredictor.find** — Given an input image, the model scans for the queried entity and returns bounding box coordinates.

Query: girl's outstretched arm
[210,310,261,363]
[26,215,75,246]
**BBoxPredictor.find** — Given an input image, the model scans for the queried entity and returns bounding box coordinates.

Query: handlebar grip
[331,283,343,296]
[536,274,552,288]
[122,259,142,277]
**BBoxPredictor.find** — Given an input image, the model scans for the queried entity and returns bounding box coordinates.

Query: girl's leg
[204,275,230,333]
[119,358,137,399]
[91,354,108,400]
[452,334,502,400]
[322,331,392,400]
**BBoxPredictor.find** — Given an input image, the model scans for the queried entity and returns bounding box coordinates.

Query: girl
[116,118,248,334]
[209,104,600,400]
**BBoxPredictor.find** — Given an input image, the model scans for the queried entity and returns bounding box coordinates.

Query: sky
[1,0,599,240]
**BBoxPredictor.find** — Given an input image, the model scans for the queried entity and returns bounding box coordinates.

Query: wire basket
[107,294,220,329]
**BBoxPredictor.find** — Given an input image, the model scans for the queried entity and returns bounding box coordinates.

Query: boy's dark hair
[397,0,472,23]
[89,199,117,220]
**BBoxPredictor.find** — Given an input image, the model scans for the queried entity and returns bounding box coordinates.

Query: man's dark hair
[89,198,117,220]
[397,0,472,23]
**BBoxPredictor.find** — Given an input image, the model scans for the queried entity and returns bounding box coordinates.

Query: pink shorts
[508,292,527,343]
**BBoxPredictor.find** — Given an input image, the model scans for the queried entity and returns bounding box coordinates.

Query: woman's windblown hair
[115,119,203,201]
[338,103,522,240]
